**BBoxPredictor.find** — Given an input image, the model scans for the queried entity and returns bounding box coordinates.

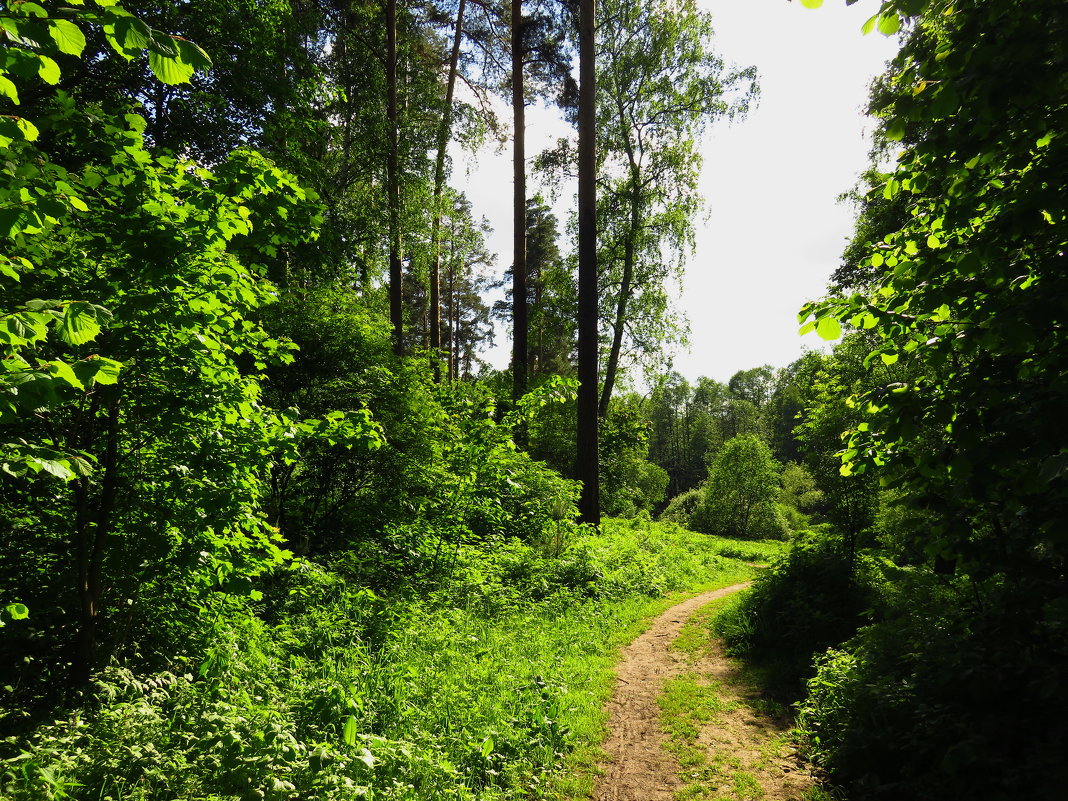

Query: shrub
[658,487,703,527]
[796,580,1068,801]
[713,530,886,694]
[691,435,785,539]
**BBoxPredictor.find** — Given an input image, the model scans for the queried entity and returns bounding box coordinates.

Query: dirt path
[592,583,818,801]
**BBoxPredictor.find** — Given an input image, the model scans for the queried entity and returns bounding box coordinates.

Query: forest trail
[593,583,819,801]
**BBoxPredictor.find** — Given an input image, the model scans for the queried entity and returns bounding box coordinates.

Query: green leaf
[57,301,101,345]
[175,38,212,72]
[880,352,899,365]
[5,602,28,620]
[480,737,494,757]
[342,714,358,746]
[885,118,906,142]
[148,51,194,85]
[37,458,74,480]
[112,16,153,51]
[46,360,86,390]
[877,12,900,36]
[799,0,822,8]
[49,19,86,56]
[91,357,122,385]
[145,32,180,59]
[37,55,61,85]
[861,14,879,35]
[815,316,842,341]
[0,75,20,104]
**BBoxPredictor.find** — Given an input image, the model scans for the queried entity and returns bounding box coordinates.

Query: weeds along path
[593,583,819,801]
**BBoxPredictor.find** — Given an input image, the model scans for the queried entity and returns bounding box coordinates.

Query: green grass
[655,584,832,801]
[1,518,767,801]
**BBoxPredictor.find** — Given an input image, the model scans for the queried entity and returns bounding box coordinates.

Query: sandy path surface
[592,584,751,801]
[592,582,817,801]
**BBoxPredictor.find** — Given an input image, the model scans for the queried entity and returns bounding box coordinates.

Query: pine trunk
[511,0,528,404]
[386,0,403,356]
[576,0,599,526]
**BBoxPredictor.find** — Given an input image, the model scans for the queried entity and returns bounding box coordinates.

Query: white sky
[452,0,900,385]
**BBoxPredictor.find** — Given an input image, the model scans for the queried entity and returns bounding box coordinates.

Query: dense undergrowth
[714,530,1068,801]
[1,519,777,801]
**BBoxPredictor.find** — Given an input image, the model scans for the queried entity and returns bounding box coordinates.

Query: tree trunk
[576,0,599,526]
[429,0,466,379]
[511,0,528,404]
[598,173,641,418]
[386,0,404,356]
[73,399,120,685]
[447,220,457,381]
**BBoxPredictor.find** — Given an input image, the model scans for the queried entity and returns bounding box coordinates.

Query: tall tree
[594,0,756,417]
[429,0,468,376]
[508,0,574,401]
[511,0,528,401]
[575,0,599,524]
[386,0,404,355]
[492,197,576,378]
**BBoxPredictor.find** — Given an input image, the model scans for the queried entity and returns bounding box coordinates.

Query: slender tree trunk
[386,0,404,356]
[73,400,120,685]
[447,257,456,380]
[447,219,457,381]
[429,0,466,378]
[576,0,599,526]
[511,0,528,404]
[598,175,641,417]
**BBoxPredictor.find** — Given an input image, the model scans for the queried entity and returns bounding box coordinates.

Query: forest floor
[591,583,822,801]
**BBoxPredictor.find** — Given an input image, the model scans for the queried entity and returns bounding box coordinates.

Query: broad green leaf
[37,458,74,480]
[112,16,153,51]
[57,301,101,345]
[5,602,28,620]
[124,113,147,133]
[16,117,37,141]
[19,2,47,18]
[877,12,900,36]
[0,75,20,104]
[72,356,122,386]
[815,316,842,341]
[24,299,64,312]
[799,0,823,8]
[37,55,61,85]
[926,234,941,249]
[175,38,212,72]
[931,304,952,322]
[46,360,86,390]
[880,352,899,365]
[49,19,86,56]
[148,51,194,85]
[861,14,879,35]
[342,714,358,746]
[480,737,494,757]
[145,31,180,59]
